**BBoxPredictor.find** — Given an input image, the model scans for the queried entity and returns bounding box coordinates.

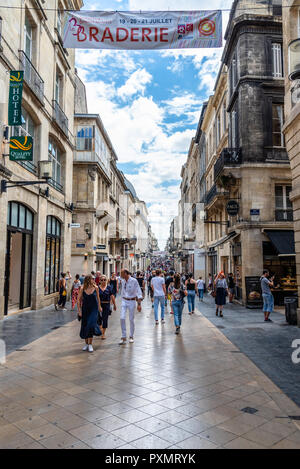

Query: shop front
[263,230,297,306]
[4,202,33,315]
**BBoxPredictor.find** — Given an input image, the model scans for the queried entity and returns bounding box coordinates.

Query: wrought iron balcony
[205,184,218,205]
[275,209,293,222]
[48,177,63,193]
[52,100,68,136]
[214,148,242,181]
[19,50,44,103]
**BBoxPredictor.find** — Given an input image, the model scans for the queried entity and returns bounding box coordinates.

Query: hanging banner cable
[63,10,222,50]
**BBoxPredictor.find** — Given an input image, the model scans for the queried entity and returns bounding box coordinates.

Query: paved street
[0,296,300,449]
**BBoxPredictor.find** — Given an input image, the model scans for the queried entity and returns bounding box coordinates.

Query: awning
[265,230,295,256]
[209,231,236,249]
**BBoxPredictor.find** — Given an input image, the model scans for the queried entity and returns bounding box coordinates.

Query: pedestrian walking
[197,276,205,301]
[228,273,235,303]
[95,271,101,286]
[149,270,156,308]
[119,269,143,345]
[151,269,166,325]
[185,273,198,315]
[71,274,81,310]
[215,272,228,317]
[168,273,187,334]
[208,273,213,292]
[98,275,116,339]
[77,275,102,352]
[109,272,118,297]
[136,271,145,299]
[260,270,274,322]
[165,271,174,314]
[55,273,67,311]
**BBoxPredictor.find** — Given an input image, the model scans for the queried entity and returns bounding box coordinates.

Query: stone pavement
[0,295,300,449]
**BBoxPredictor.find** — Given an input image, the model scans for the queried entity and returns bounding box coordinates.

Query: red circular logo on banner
[198,19,216,36]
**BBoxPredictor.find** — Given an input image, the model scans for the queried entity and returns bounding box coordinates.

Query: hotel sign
[63,10,222,50]
[8,71,24,126]
[9,136,33,161]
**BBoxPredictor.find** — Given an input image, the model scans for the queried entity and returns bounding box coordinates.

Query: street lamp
[1,160,52,193]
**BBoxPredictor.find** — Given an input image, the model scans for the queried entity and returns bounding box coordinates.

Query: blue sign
[250,209,260,216]
[76,243,86,248]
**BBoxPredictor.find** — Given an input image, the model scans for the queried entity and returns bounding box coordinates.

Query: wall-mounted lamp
[84,253,88,260]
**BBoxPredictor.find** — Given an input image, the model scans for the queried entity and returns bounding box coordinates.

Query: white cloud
[117,68,152,99]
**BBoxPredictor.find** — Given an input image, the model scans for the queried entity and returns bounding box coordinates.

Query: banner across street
[63,10,222,50]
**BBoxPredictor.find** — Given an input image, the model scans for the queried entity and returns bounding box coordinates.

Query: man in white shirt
[151,269,166,325]
[119,269,143,344]
[197,277,205,301]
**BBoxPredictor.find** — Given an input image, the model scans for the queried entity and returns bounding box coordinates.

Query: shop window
[44,216,61,295]
[272,104,284,147]
[7,201,33,231]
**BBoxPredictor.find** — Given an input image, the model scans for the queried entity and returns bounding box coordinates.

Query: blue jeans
[262,293,274,313]
[154,296,165,321]
[187,291,196,312]
[172,300,183,327]
[198,289,204,300]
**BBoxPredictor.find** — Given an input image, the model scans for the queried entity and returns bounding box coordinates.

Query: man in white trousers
[119,269,143,345]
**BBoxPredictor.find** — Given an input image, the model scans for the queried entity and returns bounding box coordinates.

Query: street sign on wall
[9,136,33,161]
[63,10,222,50]
[8,71,24,126]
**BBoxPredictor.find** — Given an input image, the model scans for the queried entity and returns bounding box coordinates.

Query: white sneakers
[119,338,134,344]
[82,344,94,352]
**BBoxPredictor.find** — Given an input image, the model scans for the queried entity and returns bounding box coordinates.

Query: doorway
[4,202,34,315]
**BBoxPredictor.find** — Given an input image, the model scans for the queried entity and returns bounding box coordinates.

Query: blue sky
[75,0,233,248]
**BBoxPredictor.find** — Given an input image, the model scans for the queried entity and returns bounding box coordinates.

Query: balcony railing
[275,209,293,221]
[205,184,218,205]
[48,177,63,193]
[52,100,68,136]
[19,50,44,104]
[214,148,242,181]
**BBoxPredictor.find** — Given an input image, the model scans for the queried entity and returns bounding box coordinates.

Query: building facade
[282,1,300,322]
[0,0,82,318]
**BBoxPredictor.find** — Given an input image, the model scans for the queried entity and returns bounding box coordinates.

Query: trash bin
[284,297,298,325]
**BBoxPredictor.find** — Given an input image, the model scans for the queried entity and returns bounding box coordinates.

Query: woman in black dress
[214,272,229,318]
[109,273,118,297]
[99,275,117,340]
[77,275,102,352]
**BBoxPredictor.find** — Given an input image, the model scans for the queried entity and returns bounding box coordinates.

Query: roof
[124,177,137,199]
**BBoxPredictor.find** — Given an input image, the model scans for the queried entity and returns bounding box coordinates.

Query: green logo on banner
[9,136,33,161]
[8,71,24,126]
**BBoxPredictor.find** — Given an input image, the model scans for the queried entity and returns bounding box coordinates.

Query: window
[230,107,238,148]
[45,216,61,295]
[272,43,283,78]
[24,15,33,60]
[230,55,238,94]
[48,139,62,186]
[272,104,284,147]
[223,101,227,133]
[57,7,62,36]
[55,69,63,106]
[298,9,300,38]
[76,126,93,151]
[275,185,293,221]
[217,115,221,146]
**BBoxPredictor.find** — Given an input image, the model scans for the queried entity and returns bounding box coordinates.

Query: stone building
[212,0,294,305]
[282,1,300,322]
[0,0,82,318]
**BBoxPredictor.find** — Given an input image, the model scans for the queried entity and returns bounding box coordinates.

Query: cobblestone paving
[0,295,300,449]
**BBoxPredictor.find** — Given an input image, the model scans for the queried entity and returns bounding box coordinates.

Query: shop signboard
[226,200,239,216]
[245,276,263,309]
[8,71,24,126]
[9,136,33,161]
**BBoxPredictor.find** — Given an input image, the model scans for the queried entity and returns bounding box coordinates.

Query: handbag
[211,290,216,298]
